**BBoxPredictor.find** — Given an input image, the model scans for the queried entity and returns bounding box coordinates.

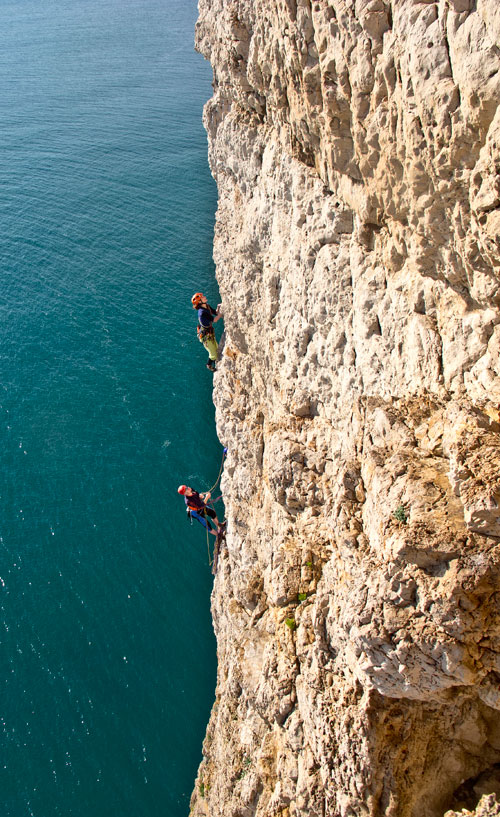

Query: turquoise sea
[0,1,219,815]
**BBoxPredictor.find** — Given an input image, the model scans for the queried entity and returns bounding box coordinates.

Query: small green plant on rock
[199,782,205,798]
[394,504,408,523]
[237,756,252,781]
[298,592,307,602]
[285,617,296,630]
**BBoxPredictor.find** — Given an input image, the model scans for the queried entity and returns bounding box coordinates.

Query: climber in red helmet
[177,484,222,535]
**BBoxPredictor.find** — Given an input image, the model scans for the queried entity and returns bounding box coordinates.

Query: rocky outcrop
[446,794,500,817]
[191,2,500,816]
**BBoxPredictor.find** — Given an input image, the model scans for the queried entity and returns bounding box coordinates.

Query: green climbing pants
[201,334,218,361]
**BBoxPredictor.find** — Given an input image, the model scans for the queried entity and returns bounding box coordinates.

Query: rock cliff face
[191,2,500,816]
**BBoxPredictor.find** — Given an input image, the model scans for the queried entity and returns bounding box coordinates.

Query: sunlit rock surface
[191,2,500,815]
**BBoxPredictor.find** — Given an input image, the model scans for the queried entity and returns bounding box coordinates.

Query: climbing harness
[186,500,206,514]
[197,324,215,342]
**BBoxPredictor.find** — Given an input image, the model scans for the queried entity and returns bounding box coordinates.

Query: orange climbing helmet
[191,292,205,308]
[177,485,187,495]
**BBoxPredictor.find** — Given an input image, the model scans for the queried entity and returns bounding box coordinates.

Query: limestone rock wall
[191,2,500,816]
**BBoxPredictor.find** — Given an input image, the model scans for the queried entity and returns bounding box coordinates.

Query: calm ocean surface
[0,1,220,815]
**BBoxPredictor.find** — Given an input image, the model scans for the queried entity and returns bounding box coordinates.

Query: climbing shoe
[206,360,216,372]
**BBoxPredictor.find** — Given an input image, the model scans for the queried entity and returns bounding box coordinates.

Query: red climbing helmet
[191,292,205,307]
[177,485,187,495]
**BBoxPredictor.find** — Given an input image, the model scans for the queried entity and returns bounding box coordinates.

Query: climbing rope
[197,507,213,567]
[206,447,227,495]
[181,448,227,568]
[206,519,212,567]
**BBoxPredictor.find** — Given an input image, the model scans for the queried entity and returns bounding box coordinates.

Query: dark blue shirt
[197,305,217,329]
[184,491,205,511]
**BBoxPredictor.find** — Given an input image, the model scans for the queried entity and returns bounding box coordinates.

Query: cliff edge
[191,2,500,816]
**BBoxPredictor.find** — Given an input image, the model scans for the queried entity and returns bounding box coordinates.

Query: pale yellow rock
[191,1,500,816]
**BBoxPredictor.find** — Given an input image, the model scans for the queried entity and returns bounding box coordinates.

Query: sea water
[0,1,219,815]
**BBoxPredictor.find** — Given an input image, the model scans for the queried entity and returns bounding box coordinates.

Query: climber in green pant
[191,292,222,371]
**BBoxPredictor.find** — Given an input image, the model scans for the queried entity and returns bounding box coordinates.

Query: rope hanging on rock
[206,447,227,495]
